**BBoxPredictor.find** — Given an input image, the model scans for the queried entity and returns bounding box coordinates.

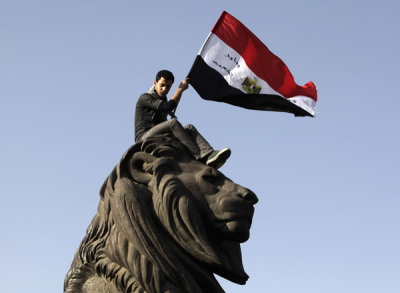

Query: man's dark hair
[156,70,175,84]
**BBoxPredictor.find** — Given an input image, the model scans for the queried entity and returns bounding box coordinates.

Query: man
[135,70,231,169]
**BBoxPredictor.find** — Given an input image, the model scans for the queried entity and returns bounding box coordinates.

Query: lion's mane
[64,134,249,293]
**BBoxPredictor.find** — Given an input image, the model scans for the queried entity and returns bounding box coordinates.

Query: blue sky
[1,1,399,292]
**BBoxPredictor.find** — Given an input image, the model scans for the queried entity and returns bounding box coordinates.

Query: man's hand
[178,78,190,91]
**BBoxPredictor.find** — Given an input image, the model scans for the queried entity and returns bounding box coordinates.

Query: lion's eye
[200,172,220,194]
[202,172,217,184]
[202,168,220,185]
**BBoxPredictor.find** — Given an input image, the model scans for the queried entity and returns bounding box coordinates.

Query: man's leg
[183,123,231,169]
[141,119,230,168]
[183,124,213,159]
[141,119,202,159]
[141,120,171,140]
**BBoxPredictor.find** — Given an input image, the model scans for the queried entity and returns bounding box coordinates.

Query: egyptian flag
[188,11,318,117]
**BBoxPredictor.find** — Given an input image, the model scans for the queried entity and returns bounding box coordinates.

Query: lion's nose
[239,187,258,205]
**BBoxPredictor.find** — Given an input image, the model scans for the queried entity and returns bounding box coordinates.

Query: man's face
[154,77,173,98]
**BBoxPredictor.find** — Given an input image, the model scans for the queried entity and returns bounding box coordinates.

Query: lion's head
[64,134,258,293]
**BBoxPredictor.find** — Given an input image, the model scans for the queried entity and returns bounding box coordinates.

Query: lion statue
[64,134,258,293]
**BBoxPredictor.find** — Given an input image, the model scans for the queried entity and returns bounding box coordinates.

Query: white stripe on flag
[287,96,317,115]
[198,33,282,97]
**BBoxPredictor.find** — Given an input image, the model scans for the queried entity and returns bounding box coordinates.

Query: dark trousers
[140,118,213,160]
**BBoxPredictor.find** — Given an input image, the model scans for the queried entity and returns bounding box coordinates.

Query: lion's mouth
[214,205,255,228]
[213,216,253,242]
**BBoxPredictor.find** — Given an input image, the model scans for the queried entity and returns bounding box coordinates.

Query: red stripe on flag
[212,11,317,101]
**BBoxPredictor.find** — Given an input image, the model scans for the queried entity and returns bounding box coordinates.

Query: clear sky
[1,1,399,292]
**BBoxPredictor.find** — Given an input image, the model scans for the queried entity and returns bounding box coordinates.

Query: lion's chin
[219,219,251,243]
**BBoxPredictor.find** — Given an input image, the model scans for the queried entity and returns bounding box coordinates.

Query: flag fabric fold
[188,11,318,117]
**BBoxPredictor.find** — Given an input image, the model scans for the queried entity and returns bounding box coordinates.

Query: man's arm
[138,93,163,110]
[170,78,189,106]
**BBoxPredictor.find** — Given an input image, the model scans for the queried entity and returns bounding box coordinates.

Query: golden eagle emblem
[242,77,262,94]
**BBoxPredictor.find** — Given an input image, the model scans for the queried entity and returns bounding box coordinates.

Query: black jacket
[134,92,176,142]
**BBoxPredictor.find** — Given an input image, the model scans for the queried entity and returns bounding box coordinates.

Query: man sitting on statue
[135,70,231,169]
